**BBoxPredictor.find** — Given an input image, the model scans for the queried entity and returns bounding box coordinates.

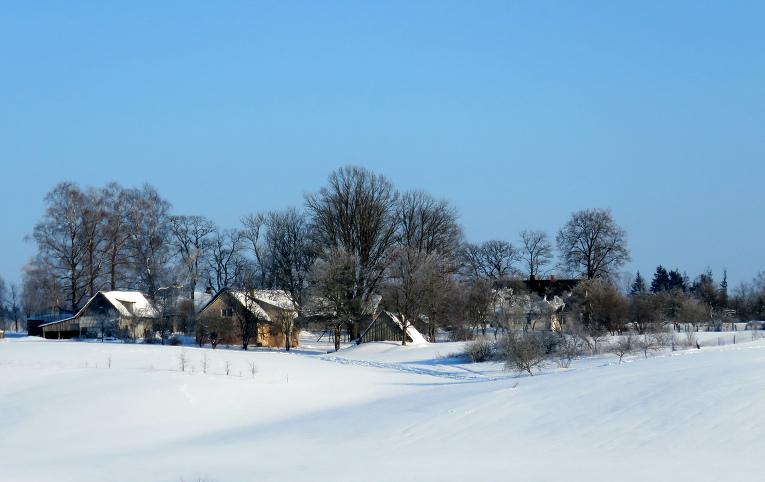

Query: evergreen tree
[650,265,670,293]
[718,268,728,309]
[630,271,647,295]
[667,269,687,292]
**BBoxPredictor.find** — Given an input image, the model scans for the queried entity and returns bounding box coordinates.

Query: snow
[1,332,764,481]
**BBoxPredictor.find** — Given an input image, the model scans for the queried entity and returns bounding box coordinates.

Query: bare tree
[170,215,216,301]
[630,293,664,334]
[9,283,22,332]
[308,246,360,351]
[232,295,259,350]
[305,166,399,340]
[126,184,173,302]
[571,279,629,335]
[178,348,189,372]
[498,332,548,376]
[383,190,462,345]
[240,212,270,289]
[519,229,554,279]
[463,240,519,280]
[0,275,6,331]
[611,334,636,363]
[100,183,137,291]
[204,228,247,293]
[262,207,315,314]
[556,208,630,280]
[29,182,89,313]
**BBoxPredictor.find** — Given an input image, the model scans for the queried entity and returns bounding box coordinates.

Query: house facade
[197,288,300,348]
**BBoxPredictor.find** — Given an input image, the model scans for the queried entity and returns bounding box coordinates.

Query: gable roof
[38,291,158,328]
[359,311,428,344]
[200,288,297,323]
[96,291,159,318]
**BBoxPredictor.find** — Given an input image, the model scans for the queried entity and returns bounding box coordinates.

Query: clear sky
[1,1,763,290]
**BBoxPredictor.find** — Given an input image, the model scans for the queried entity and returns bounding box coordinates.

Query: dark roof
[523,278,581,299]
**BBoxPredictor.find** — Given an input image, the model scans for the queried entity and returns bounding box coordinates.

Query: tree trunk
[334,325,341,351]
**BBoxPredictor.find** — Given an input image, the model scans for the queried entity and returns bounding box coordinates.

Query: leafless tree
[498,332,548,376]
[305,166,399,340]
[382,190,463,344]
[571,279,629,335]
[240,212,270,289]
[611,334,636,363]
[197,312,235,349]
[9,283,22,332]
[519,229,554,279]
[463,240,519,280]
[556,208,631,280]
[261,207,315,315]
[308,247,360,351]
[200,352,210,373]
[0,275,6,330]
[630,293,664,334]
[28,182,90,313]
[170,215,216,301]
[233,296,260,350]
[462,277,493,337]
[100,183,137,291]
[204,228,247,292]
[126,184,173,302]
[673,293,708,332]
[80,186,109,297]
[178,348,189,372]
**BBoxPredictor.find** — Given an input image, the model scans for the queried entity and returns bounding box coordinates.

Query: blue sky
[1,1,763,290]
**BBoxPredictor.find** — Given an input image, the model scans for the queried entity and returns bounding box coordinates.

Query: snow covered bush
[462,338,496,363]
[497,333,548,376]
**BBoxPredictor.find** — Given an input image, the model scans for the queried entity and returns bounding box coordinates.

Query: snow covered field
[1,332,764,481]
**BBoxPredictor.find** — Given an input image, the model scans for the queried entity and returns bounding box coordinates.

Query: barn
[358,311,428,344]
[38,291,158,339]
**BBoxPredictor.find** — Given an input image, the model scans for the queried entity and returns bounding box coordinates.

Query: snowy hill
[1,333,763,481]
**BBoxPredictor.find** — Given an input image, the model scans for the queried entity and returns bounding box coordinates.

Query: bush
[463,338,496,363]
[610,334,636,363]
[552,334,583,368]
[168,335,183,346]
[449,326,474,341]
[497,333,547,376]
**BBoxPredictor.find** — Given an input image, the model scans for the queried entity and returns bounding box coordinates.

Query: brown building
[197,289,300,348]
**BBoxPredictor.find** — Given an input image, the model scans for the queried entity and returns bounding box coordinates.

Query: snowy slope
[1,334,764,481]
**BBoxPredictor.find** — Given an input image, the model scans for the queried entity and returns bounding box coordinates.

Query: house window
[221,308,233,317]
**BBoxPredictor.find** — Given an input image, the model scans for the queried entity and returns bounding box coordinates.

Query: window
[221,308,233,317]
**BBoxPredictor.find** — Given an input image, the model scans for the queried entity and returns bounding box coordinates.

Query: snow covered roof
[392,314,428,344]
[201,288,298,323]
[98,291,159,318]
[359,311,428,344]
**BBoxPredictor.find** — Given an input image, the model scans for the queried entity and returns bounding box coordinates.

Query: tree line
[3,165,762,344]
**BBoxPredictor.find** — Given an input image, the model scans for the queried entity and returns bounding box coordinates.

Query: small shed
[358,311,428,344]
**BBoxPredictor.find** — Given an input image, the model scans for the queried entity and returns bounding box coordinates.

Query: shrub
[497,333,547,376]
[463,338,496,363]
[610,334,636,363]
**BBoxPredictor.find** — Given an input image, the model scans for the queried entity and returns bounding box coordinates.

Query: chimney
[550,274,556,281]
[530,274,536,281]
